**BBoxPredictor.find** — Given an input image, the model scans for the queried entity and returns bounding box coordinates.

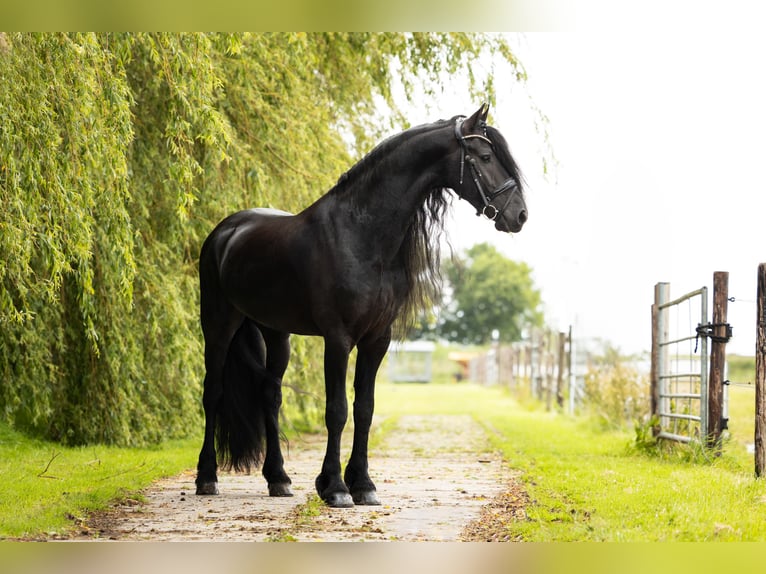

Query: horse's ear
[464,103,490,132]
[479,102,489,121]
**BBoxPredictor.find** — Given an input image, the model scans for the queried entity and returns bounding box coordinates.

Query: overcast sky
[410,29,766,356]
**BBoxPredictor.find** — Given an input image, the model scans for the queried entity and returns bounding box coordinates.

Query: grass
[728,354,756,384]
[375,382,766,541]
[0,423,200,539]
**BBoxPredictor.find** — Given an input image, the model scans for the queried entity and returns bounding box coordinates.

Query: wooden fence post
[707,271,729,452]
[651,293,659,431]
[651,283,669,436]
[543,330,552,411]
[568,325,575,415]
[556,331,566,409]
[756,264,766,477]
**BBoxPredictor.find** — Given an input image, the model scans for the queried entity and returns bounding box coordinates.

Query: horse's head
[452,104,527,233]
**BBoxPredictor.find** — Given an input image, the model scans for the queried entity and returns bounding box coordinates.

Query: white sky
[407,27,766,356]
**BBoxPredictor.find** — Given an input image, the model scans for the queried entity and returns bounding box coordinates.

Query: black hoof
[324,492,355,508]
[352,490,381,506]
[268,482,294,497]
[196,481,219,495]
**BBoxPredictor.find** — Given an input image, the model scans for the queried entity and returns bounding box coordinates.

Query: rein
[453,117,519,220]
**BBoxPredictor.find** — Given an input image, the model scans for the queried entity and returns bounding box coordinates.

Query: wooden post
[556,331,566,409]
[507,346,515,390]
[525,341,532,390]
[755,264,766,477]
[651,298,659,428]
[547,333,554,410]
[707,271,729,452]
[536,329,543,402]
[544,330,553,410]
[567,325,575,415]
[651,283,669,436]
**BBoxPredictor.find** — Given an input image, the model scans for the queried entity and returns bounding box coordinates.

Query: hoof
[268,482,294,497]
[323,492,355,508]
[352,490,381,506]
[196,481,219,495]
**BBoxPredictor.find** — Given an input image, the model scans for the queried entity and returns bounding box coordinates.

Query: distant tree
[436,243,543,344]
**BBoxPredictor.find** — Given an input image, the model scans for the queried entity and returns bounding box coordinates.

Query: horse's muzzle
[495,207,527,233]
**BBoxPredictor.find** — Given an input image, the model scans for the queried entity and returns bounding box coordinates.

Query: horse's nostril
[518,210,528,225]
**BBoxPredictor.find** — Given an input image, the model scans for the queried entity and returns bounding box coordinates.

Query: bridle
[454,117,520,221]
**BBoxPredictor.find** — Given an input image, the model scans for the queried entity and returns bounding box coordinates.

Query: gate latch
[694,322,733,352]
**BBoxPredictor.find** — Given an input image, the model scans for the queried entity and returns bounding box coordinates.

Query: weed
[632,415,660,454]
[265,531,298,542]
[294,494,324,526]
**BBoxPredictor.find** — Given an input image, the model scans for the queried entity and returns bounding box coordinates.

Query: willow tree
[0,32,527,445]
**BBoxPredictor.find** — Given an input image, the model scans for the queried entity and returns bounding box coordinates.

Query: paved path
[82,414,517,541]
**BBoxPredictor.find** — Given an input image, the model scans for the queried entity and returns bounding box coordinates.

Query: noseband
[454,117,519,220]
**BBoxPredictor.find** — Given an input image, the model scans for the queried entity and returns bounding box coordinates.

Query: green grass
[0,423,200,539]
[728,354,756,384]
[375,382,766,541]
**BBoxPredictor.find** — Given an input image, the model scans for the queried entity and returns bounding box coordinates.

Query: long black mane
[328,118,453,195]
[486,125,525,190]
[327,120,457,337]
[395,186,450,337]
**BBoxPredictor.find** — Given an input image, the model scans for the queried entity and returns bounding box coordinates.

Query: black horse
[195,104,527,507]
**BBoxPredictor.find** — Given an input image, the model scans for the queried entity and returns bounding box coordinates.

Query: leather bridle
[453,117,519,221]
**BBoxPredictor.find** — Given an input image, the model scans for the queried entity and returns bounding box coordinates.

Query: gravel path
[80,414,525,541]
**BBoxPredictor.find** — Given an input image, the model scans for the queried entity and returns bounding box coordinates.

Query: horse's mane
[486,125,525,192]
[329,118,454,195]
[393,186,451,339]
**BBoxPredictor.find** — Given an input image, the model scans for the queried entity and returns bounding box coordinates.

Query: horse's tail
[215,318,270,473]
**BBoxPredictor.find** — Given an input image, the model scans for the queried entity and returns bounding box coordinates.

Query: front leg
[315,335,354,508]
[344,331,390,505]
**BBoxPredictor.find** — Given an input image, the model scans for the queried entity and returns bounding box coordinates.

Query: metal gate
[652,283,709,443]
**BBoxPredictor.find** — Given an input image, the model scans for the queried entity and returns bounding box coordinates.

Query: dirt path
[80,414,526,541]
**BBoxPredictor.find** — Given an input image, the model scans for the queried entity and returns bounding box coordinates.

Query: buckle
[482,204,499,220]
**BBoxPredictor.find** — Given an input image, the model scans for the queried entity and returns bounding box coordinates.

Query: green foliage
[582,343,650,429]
[0,33,528,445]
[633,415,660,453]
[434,242,543,344]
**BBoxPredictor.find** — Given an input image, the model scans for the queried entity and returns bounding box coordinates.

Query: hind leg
[260,326,293,497]
[195,304,243,496]
[196,371,222,494]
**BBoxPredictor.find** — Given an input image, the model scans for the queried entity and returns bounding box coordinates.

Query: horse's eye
[481,154,492,162]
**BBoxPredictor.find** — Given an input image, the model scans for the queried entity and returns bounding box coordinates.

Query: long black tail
[215,319,272,473]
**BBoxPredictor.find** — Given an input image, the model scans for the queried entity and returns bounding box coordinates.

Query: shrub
[582,349,650,429]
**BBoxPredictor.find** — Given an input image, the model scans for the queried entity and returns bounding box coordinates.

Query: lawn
[0,423,200,539]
